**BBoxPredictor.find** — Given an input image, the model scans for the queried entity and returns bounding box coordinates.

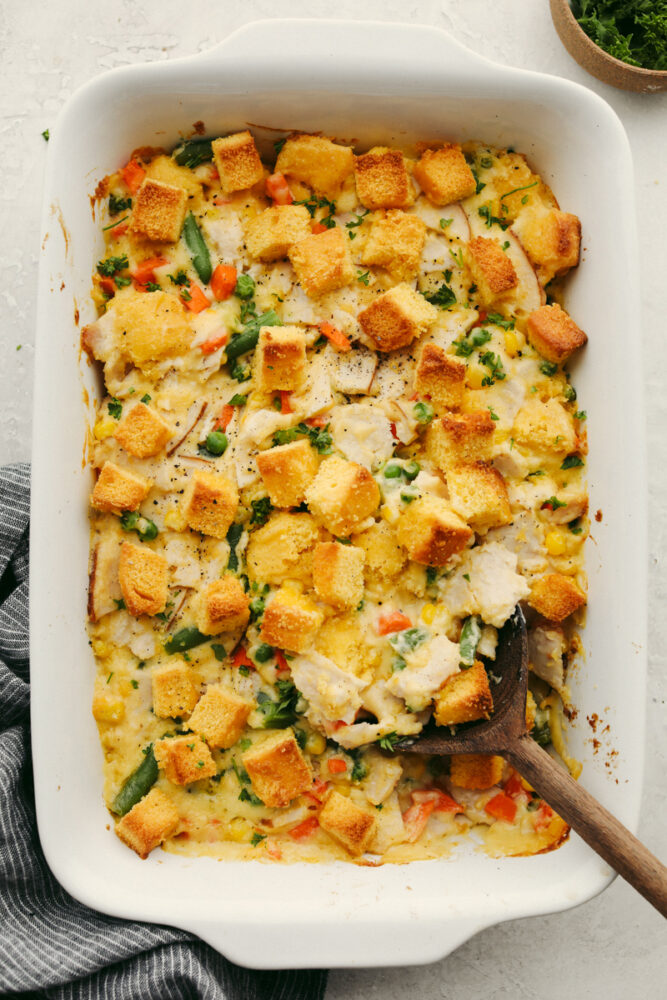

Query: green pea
[234,274,256,299]
[205,430,228,455]
[383,463,403,479]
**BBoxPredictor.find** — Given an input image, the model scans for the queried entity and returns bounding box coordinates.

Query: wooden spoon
[396,607,667,917]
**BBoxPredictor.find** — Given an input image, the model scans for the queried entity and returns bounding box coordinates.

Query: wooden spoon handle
[505,735,667,917]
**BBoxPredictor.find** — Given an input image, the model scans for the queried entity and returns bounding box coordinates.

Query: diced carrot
[265,172,293,205]
[402,801,435,843]
[484,792,517,824]
[120,159,146,194]
[211,263,237,301]
[411,788,463,814]
[208,166,220,182]
[332,720,347,731]
[231,646,254,670]
[311,221,328,234]
[319,321,351,353]
[327,758,348,775]
[533,801,555,831]
[310,778,330,801]
[212,195,231,207]
[503,773,525,800]
[389,422,398,439]
[288,816,319,841]
[131,256,169,288]
[306,414,329,428]
[265,840,282,860]
[376,611,412,636]
[182,284,210,314]
[111,223,128,239]
[215,404,235,431]
[279,390,292,415]
[275,650,290,674]
[200,330,229,355]
[99,277,116,298]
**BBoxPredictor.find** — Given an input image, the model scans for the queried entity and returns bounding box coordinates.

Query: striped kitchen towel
[0,463,327,1000]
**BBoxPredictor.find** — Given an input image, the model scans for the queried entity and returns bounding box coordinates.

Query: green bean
[226,522,243,571]
[111,745,158,816]
[459,615,482,668]
[183,212,212,284]
[163,625,209,655]
[119,510,158,541]
[225,310,282,361]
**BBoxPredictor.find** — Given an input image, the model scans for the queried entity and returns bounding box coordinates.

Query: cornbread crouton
[244,205,311,261]
[154,734,216,785]
[528,573,586,622]
[446,462,512,534]
[289,227,355,298]
[449,754,504,790]
[196,575,250,636]
[433,660,493,726]
[512,398,576,455]
[129,179,188,243]
[354,147,415,210]
[259,585,324,653]
[413,144,477,206]
[246,512,321,584]
[91,462,152,515]
[358,283,438,352]
[353,520,406,580]
[211,130,264,194]
[517,209,581,284]
[115,788,179,859]
[414,343,466,412]
[112,291,191,367]
[256,439,319,507]
[181,471,238,539]
[187,684,252,750]
[151,662,200,719]
[312,541,365,609]
[318,789,377,856]
[146,154,202,200]
[396,496,472,566]
[242,729,312,807]
[361,210,426,282]
[118,541,168,617]
[114,403,173,459]
[426,411,496,471]
[275,134,354,199]
[466,237,518,306]
[305,455,380,536]
[526,303,587,365]
[256,325,307,391]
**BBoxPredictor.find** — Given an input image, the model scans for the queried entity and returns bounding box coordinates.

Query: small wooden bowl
[550,0,667,93]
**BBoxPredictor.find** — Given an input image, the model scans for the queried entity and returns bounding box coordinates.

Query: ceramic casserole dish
[31,19,646,968]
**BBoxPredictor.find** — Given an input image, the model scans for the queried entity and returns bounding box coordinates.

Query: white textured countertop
[1,0,665,994]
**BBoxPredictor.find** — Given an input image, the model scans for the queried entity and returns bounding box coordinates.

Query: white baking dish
[31,19,646,969]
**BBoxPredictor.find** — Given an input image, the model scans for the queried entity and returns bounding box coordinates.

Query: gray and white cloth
[0,464,328,1000]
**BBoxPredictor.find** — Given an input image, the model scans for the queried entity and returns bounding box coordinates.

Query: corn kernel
[420,603,437,625]
[226,817,252,842]
[465,364,485,390]
[504,330,519,357]
[381,504,398,525]
[545,531,566,556]
[92,694,125,724]
[164,507,186,531]
[306,732,326,755]
[94,418,116,440]
[91,639,113,658]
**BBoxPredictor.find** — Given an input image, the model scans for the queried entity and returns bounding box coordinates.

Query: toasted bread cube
[434,660,493,726]
[256,325,307,391]
[118,541,168,617]
[318,789,377,855]
[353,520,406,580]
[196,575,250,636]
[244,205,311,261]
[115,788,179,858]
[242,729,312,807]
[151,662,200,719]
[361,210,426,282]
[354,147,415,210]
[247,512,321,585]
[513,398,576,455]
[449,754,504,791]
[526,303,587,365]
[187,684,252,750]
[466,237,518,306]
[446,462,512,534]
[129,179,188,243]
[114,403,173,458]
[256,439,319,507]
[275,134,354,199]
[112,290,191,367]
[358,283,438,352]
[181,471,238,539]
[91,461,152,514]
[289,227,355,298]
[414,343,466,412]
[259,585,324,653]
[519,209,581,284]
[312,541,365,609]
[426,411,496,471]
[211,130,264,194]
[413,144,477,206]
[305,455,380,536]
[529,573,586,622]
[396,496,472,566]
[154,734,216,785]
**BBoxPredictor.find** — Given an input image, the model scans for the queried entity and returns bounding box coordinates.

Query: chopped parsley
[250,497,273,527]
[356,270,371,285]
[168,270,190,286]
[256,680,301,729]
[439,217,453,229]
[378,732,400,752]
[141,393,151,404]
[488,407,499,421]
[479,350,506,385]
[452,327,492,357]
[107,397,122,419]
[172,137,213,169]
[239,788,263,806]
[41,128,50,141]
[542,496,568,511]
[211,643,226,662]
[486,312,515,330]
[500,180,538,203]
[108,193,132,214]
[478,205,510,230]
[294,194,337,225]
[97,255,128,277]
[423,283,456,309]
[250,832,267,847]
[574,410,587,421]
[272,422,332,454]
[571,0,667,71]
[561,454,584,470]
